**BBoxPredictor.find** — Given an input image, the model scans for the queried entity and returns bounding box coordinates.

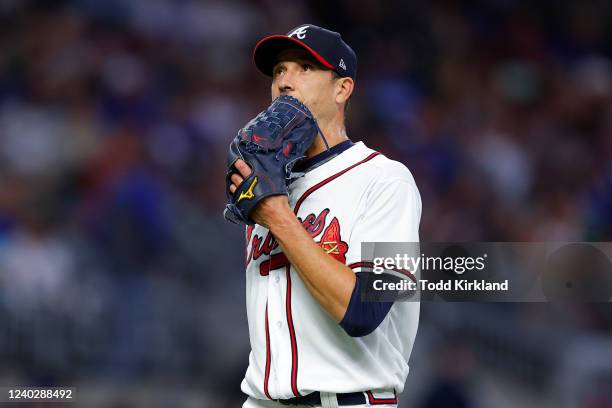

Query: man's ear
[335,77,354,105]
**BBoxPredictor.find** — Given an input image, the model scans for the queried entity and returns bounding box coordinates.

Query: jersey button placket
[267,267,287,397]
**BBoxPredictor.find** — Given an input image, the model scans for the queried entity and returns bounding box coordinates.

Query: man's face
[271,48,338,122]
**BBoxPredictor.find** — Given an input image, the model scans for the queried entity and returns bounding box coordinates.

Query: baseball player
[225,24,421,408]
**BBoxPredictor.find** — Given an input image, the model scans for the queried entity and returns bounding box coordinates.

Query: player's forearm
[268,211,356,322]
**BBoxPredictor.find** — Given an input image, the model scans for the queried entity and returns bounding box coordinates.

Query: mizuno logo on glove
[224,95,320,225]
[237,177,258,203]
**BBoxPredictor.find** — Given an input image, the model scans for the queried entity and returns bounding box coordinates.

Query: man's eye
[302,64,313,71]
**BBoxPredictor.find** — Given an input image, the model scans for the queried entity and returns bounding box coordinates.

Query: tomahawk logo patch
[288,26,309,40]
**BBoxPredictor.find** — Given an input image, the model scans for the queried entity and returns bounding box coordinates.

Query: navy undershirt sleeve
[339,272,393,337]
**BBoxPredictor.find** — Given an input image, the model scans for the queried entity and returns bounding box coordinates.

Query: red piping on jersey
[293,152,381,213]
[263,302,272,400]
[349,261,374,269]
[349,261,417,283]
[285,265,300,397]
[274,151,381,397]
[367,390,398,405]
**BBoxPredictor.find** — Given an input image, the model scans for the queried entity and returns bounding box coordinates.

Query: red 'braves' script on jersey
[246,209,330,265]
[247,209,349,276]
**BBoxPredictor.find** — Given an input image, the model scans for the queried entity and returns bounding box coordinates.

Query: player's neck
[306,120,348,158]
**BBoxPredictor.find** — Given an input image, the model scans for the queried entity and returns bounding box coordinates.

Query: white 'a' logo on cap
[339,59,347,70]
[288,25,309,39]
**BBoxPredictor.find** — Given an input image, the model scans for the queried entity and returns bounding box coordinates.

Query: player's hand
[229,159,292,228]
[228,159,251,194]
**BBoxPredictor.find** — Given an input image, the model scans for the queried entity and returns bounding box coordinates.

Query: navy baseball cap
[253,24,357,80]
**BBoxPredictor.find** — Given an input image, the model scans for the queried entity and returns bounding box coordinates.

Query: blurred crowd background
[0,0,611,407]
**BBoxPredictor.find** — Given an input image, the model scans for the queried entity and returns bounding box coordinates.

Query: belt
[278,391,365,406]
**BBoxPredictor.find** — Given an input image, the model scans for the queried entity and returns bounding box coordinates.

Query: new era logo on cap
[253,23,357,81]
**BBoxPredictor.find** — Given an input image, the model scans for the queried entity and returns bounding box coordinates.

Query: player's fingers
[229,184,237,194]
[231,173,244,186]
[234,159,252,178]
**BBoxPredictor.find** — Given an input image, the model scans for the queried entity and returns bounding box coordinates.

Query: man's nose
[278,84,293,95]
[277,72,295,94]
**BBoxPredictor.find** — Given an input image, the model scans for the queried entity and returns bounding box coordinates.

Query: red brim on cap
[253,35,335,77]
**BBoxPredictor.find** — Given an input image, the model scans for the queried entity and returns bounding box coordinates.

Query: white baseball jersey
[241,141,421,403]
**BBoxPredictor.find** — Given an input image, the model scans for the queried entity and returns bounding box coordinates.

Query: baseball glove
[223,95,321,225]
